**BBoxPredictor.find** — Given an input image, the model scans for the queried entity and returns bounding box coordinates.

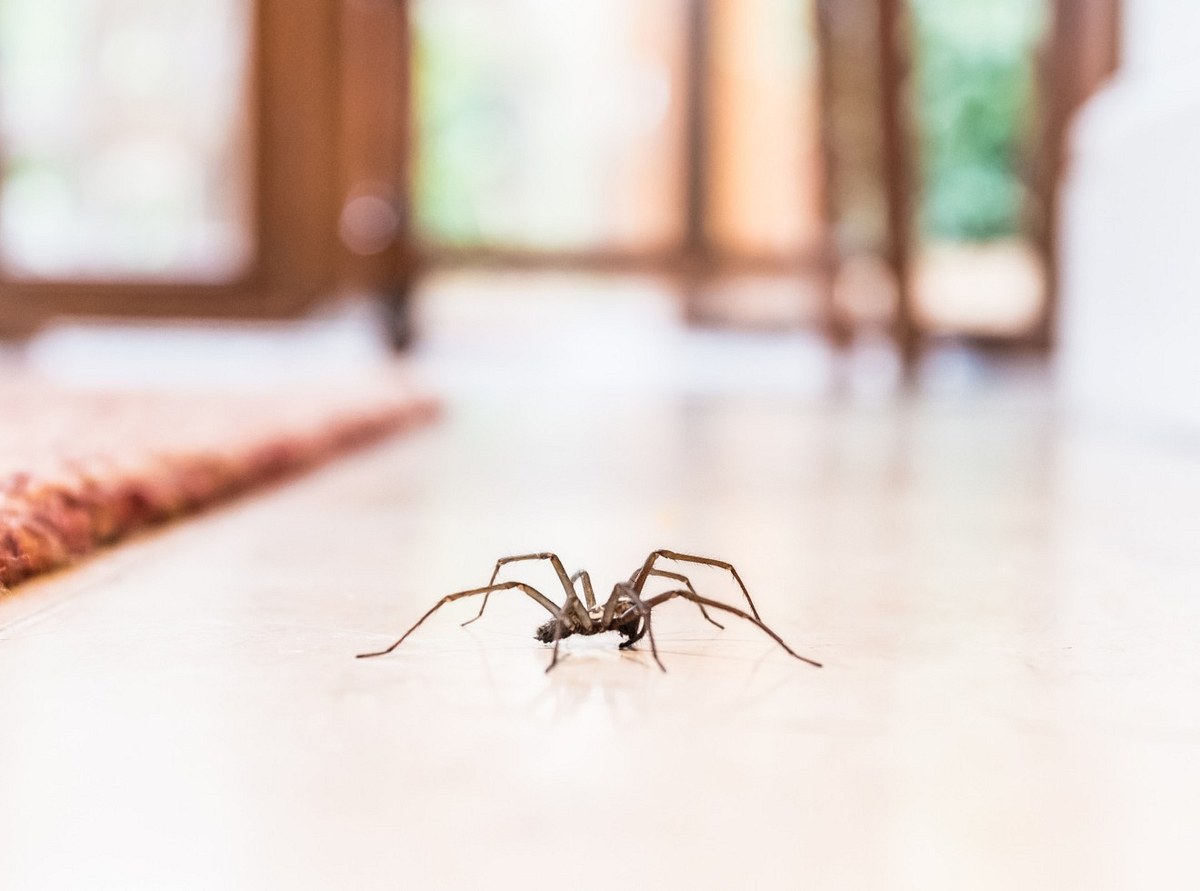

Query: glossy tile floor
[2,276,1199,889]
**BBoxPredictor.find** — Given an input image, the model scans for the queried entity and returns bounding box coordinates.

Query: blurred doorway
[0,0,1119,363]
[405,0,833,337]
[400,0,1118,356]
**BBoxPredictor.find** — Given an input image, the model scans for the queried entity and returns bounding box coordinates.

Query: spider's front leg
[357,581,559,659]
[462,552,585,627]
[602,583,666,672]
[544,581,592,673]
[545,609,571,673]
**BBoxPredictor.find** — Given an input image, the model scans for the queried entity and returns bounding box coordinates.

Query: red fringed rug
[0,378,438,589]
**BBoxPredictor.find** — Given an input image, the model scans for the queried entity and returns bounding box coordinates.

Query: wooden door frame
[874,0,1121,363]
[0,0,345,336]
[386,0,837,338]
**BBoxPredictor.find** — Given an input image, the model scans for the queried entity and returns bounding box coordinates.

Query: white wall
[1120,0,1200,85]
[1057,1,1200,436]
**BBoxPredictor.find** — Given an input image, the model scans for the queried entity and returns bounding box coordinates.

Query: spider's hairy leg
[615,585,665,671]
[546,609,570,673]
[570,569,596,609]
[600,579,628,628]
[634,550,764,621]
[545,567,597,670]
[639,568,724,630]
[643,589,822,668]
[462,552,586,629]
[357,581,560,659]
[595,583,665,671]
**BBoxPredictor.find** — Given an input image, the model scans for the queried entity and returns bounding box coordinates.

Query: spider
[356,549,822,672]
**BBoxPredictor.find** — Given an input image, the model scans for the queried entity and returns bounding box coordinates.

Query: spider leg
[544,580,591,673]
[570,569,597,609]
[462,552,588,629]
[357,581,559,659]
[633,550,764,621]
[643,589,821,668]
[640,568,724,629]
[546,609,570,673]
[601,583,665,671]
[614,585,665,671]
[600,577,629,627]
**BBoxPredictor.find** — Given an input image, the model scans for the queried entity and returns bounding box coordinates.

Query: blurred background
[0,0,1191,435]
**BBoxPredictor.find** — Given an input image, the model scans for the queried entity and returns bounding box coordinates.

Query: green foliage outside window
[911,0,1046,241]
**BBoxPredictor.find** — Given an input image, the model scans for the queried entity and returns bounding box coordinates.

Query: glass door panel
[0,0,254,281]
[412,0,686,252]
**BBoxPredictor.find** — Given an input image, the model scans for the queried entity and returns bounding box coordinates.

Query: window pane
[413,0,685,251]
[0,0,254,281]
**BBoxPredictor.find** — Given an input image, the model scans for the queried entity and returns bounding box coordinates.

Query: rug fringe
[0,397,438,590]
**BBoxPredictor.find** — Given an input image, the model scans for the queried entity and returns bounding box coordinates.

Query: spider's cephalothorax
[357,550,822,673]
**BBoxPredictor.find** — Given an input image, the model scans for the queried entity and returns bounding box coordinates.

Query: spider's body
[533,592,642,645]
[358,549,821,672]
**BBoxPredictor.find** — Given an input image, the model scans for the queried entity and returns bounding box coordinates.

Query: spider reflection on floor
[357,549,822,673]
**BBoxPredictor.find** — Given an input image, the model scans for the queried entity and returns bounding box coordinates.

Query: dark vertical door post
[877,0,918,369]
